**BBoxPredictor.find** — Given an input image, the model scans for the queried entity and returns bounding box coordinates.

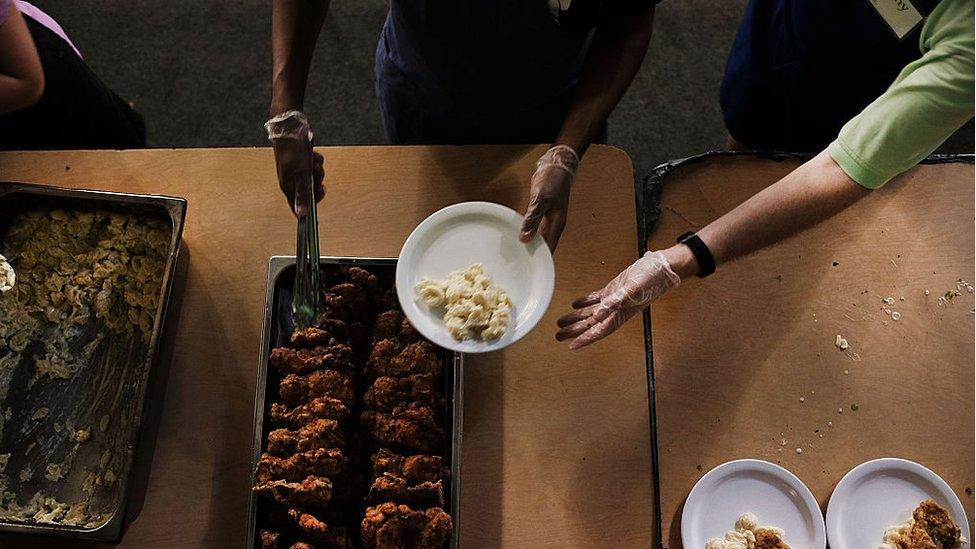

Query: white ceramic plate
[682,459,826,549]
[826,458,970,549]
[395,201,555,353]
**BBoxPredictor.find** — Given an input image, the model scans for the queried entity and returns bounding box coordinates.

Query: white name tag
[868,0,924,40]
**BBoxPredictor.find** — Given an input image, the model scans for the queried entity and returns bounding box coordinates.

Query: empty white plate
[826,458,970,549]
[395,201,555,353]
[682,459,826,549]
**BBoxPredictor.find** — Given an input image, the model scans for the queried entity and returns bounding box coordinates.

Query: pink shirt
[0,0,82,58]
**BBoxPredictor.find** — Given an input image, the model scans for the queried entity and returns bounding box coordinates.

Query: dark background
[40,0,973,180]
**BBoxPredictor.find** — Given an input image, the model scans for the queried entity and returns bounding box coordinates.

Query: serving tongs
[293,174,322,329]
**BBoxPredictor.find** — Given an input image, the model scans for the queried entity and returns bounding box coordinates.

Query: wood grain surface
[646,155,975,548]
[0,145,655,548]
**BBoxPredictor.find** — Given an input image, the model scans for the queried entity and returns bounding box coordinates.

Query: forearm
[0,7,43,114]
[270,0,330,116]
[554,7,655,156]
[662,150,871,278]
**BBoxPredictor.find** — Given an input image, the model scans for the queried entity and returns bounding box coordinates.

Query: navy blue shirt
[721,0,940,150]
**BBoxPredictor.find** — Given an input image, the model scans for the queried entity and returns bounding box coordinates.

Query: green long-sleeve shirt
[828,0,975,189]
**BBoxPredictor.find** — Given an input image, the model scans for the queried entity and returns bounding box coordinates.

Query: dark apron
[0,18,146,150]
[720,0,939,151]
[374,1,591,145]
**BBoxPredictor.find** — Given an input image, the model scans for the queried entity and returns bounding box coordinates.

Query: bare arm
[662,150,872,278]
[519,8,655,250]
[0,5,44,114]
[555,7,655,156]
[269,0,329,215]
[270,0,330,116]
[556,150,872,349]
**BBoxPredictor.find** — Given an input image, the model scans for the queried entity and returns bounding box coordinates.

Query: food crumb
[828,421,833,427]
[844,369,849,375]
[45,463,63,482]
[31,407,50,420]
[925,289,930,296]
[795,447,803,454]
[18,468,31,482]
[891,311,901,321]
[851,404,860,411]
[834,335,849,350]
[99,415,110,433]
[838,408,844,414]
[799,397,805,403]
[882,297,895,305]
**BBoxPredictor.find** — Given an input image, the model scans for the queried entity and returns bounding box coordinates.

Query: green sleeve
[828,0,975,189]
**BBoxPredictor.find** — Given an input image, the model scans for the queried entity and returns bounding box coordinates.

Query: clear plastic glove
[266,110,325,217]
[519,145,579,252]
[556,250,681,350]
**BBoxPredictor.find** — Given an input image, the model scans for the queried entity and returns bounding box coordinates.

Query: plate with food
[682,459,826,549]
[396,201,555,353]
[826,458,969,549]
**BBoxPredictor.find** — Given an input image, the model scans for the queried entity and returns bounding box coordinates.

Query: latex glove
[519,145,579,252]
[556,251,681,350]
[266,110,325,217]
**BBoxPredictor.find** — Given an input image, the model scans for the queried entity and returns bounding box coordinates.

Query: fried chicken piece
[289,544,314,549]
[270,397,351,428]
[346,266,378,295]
[364,374,438,412]
[377,288,401,312]
[361,403,442,453]
[361,503,453,549]
[288,508,354,548]
[374,311,405,341]
[754,529,791,549]
[280,369,355,407]
[322,292,353,322]
[290,326,341,348]
[374,311,422,343]
[260,529,280,549]
[254,475,333,510]
[267,419,346,456]
[366,340,442,380]
[903,500,962,549]
[329,282,369,312]
[371,449,450,485]
[367,475,444,508]
[255,448,347,483]
[270,343,355,375]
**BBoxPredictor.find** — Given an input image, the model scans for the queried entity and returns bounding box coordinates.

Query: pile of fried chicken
[254,266,454,549]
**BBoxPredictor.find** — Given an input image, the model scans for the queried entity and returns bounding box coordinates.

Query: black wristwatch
[676,231,715,278]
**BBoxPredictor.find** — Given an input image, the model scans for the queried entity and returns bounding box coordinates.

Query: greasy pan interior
[0,183,185,542]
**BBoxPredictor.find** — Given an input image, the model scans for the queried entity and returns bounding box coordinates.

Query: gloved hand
[266,110,325,217]
[519,145,579,252]
[556,250,681,350]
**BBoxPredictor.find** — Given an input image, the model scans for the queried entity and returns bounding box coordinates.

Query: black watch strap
[676,231,715,278]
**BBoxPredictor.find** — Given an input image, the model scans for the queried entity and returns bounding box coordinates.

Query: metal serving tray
[246,256,463,549]
[0,181,186,542]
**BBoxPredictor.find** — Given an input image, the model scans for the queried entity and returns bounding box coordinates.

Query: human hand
[519,145,579,252]
[266,110,324,217]
[556,250,681,349]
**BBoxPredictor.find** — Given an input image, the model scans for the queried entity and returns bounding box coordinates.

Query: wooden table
[646,154,975,547]
[0,145,655,548]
